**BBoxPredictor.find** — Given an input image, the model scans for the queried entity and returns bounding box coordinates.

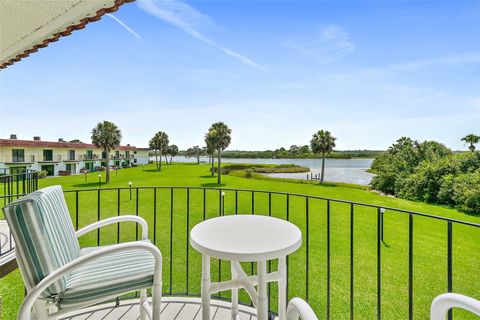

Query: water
[154,156,374,186]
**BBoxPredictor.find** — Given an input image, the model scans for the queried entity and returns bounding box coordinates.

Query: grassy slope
[1,163,479,319]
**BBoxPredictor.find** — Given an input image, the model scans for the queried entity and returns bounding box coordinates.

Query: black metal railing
[0,170,38,259]
[62,187,480,320]
[2,186,480,319]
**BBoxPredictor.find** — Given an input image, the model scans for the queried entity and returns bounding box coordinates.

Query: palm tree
[91,121,121,183]
[461,134,480,152]
[149,131,169,171]
[186,146,205,164]
[205,138,216,176]
[167,144,179,164]
[310,130,336,182]
[205,122,232,184]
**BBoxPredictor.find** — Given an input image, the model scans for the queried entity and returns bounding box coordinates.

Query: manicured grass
[1,163,479,320]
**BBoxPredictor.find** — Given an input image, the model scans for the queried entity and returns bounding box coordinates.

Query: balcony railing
[1,186,479,319]
[0,171,38,261]
[82,154,99,161]
[40,155,61,162]
[1,155,35,163]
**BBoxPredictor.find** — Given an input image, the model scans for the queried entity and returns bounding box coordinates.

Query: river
[155,156,374,186]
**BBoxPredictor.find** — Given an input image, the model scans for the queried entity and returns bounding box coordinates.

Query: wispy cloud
[138,0,265,71]
[106,14,141,39]
[390,53,480,71]
[284,24,355,64]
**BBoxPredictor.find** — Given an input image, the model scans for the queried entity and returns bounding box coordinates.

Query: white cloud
[106,14,141,39]
[391,53,480,71]
[137,0,266,71]
[284,24,355,64]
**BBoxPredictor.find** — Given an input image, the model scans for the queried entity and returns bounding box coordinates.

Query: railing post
[447,222,453,320]
[377,208,382,320]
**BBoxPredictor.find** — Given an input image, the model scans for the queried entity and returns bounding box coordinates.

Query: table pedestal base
[201,255,287,320]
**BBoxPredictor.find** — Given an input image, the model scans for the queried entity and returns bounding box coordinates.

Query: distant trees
[371,137,480,213]
[289,145,300,155]
[310,130,336,182]
[167,144,178,164]
[461,134,480,152]
[205,122,232,184]
[149,131,169,171]
[299,145,310,154]
[186,146,205,164]
[91,121,121,183]
[69,139,84,143]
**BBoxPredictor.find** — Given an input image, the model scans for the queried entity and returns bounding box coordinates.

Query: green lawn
[1,163,479,320]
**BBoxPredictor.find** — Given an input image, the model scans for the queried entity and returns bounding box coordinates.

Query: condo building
[0,135,150,176]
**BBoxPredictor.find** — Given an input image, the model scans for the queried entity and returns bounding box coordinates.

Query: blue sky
[1,0,479,151]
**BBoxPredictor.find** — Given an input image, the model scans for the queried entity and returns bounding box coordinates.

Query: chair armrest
[75,215,149,240]
[18,241,162,320]
[287,298,319,320]
[431,293,480,320]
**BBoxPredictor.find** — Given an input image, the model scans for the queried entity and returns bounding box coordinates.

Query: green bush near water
[371,137,480,213]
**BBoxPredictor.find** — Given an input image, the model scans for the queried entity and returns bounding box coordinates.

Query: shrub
[449,172,480,213]
[371,137,480,213]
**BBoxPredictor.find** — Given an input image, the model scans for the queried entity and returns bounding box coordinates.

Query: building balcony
[0,185,479,319]
[83,154,99,161]
[63,155,83,162]
[38,155,61,163]
[2,155,35,164]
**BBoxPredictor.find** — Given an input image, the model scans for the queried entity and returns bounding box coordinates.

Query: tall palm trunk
[105,150,110,183]
[159,151,162,171]
[320,151,325,182]
[217,149,222,184]
[211,154,215,176]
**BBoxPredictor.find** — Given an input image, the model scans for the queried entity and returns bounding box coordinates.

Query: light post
[380,207,385,243]
[84,170,88,182]
[221,191,225,216]
[98,174,102,189]
[129,181,133,200]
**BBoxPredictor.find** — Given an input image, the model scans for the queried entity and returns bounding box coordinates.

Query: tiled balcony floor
[60,297,260,320]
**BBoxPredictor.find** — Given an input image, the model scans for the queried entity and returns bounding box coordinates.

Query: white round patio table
[190,215,302,320]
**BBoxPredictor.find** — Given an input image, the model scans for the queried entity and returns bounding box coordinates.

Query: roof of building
[0,139,141,151]
[0,0,134,69]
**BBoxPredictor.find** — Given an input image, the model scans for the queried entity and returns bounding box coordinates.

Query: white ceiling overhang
[0,0,134,69]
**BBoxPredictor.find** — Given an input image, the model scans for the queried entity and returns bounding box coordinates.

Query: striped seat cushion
[58,242,155,308]
[3,185,80,298]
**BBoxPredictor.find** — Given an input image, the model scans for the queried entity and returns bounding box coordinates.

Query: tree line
[371,134,480,213]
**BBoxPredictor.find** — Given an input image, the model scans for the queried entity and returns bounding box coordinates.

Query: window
[12,149,24,162]
[66,163,72,172]
[126,151,130,158]
[102,151,107,159]
[69,150,75,160]
[86,150,93,159]
[43,150,53,161]
[115,151,120,158]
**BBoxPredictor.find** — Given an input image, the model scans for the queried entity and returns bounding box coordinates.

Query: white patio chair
[430,293,480,320]
[286,298,318,320]
[2,185,162,320]
[285,293,480,320]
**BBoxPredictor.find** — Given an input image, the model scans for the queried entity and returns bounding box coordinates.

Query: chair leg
[152,277,162,320]
[32,300,50,320]
[140,289,147,320]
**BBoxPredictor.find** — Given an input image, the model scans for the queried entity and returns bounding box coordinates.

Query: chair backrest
[2,185,80,298]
